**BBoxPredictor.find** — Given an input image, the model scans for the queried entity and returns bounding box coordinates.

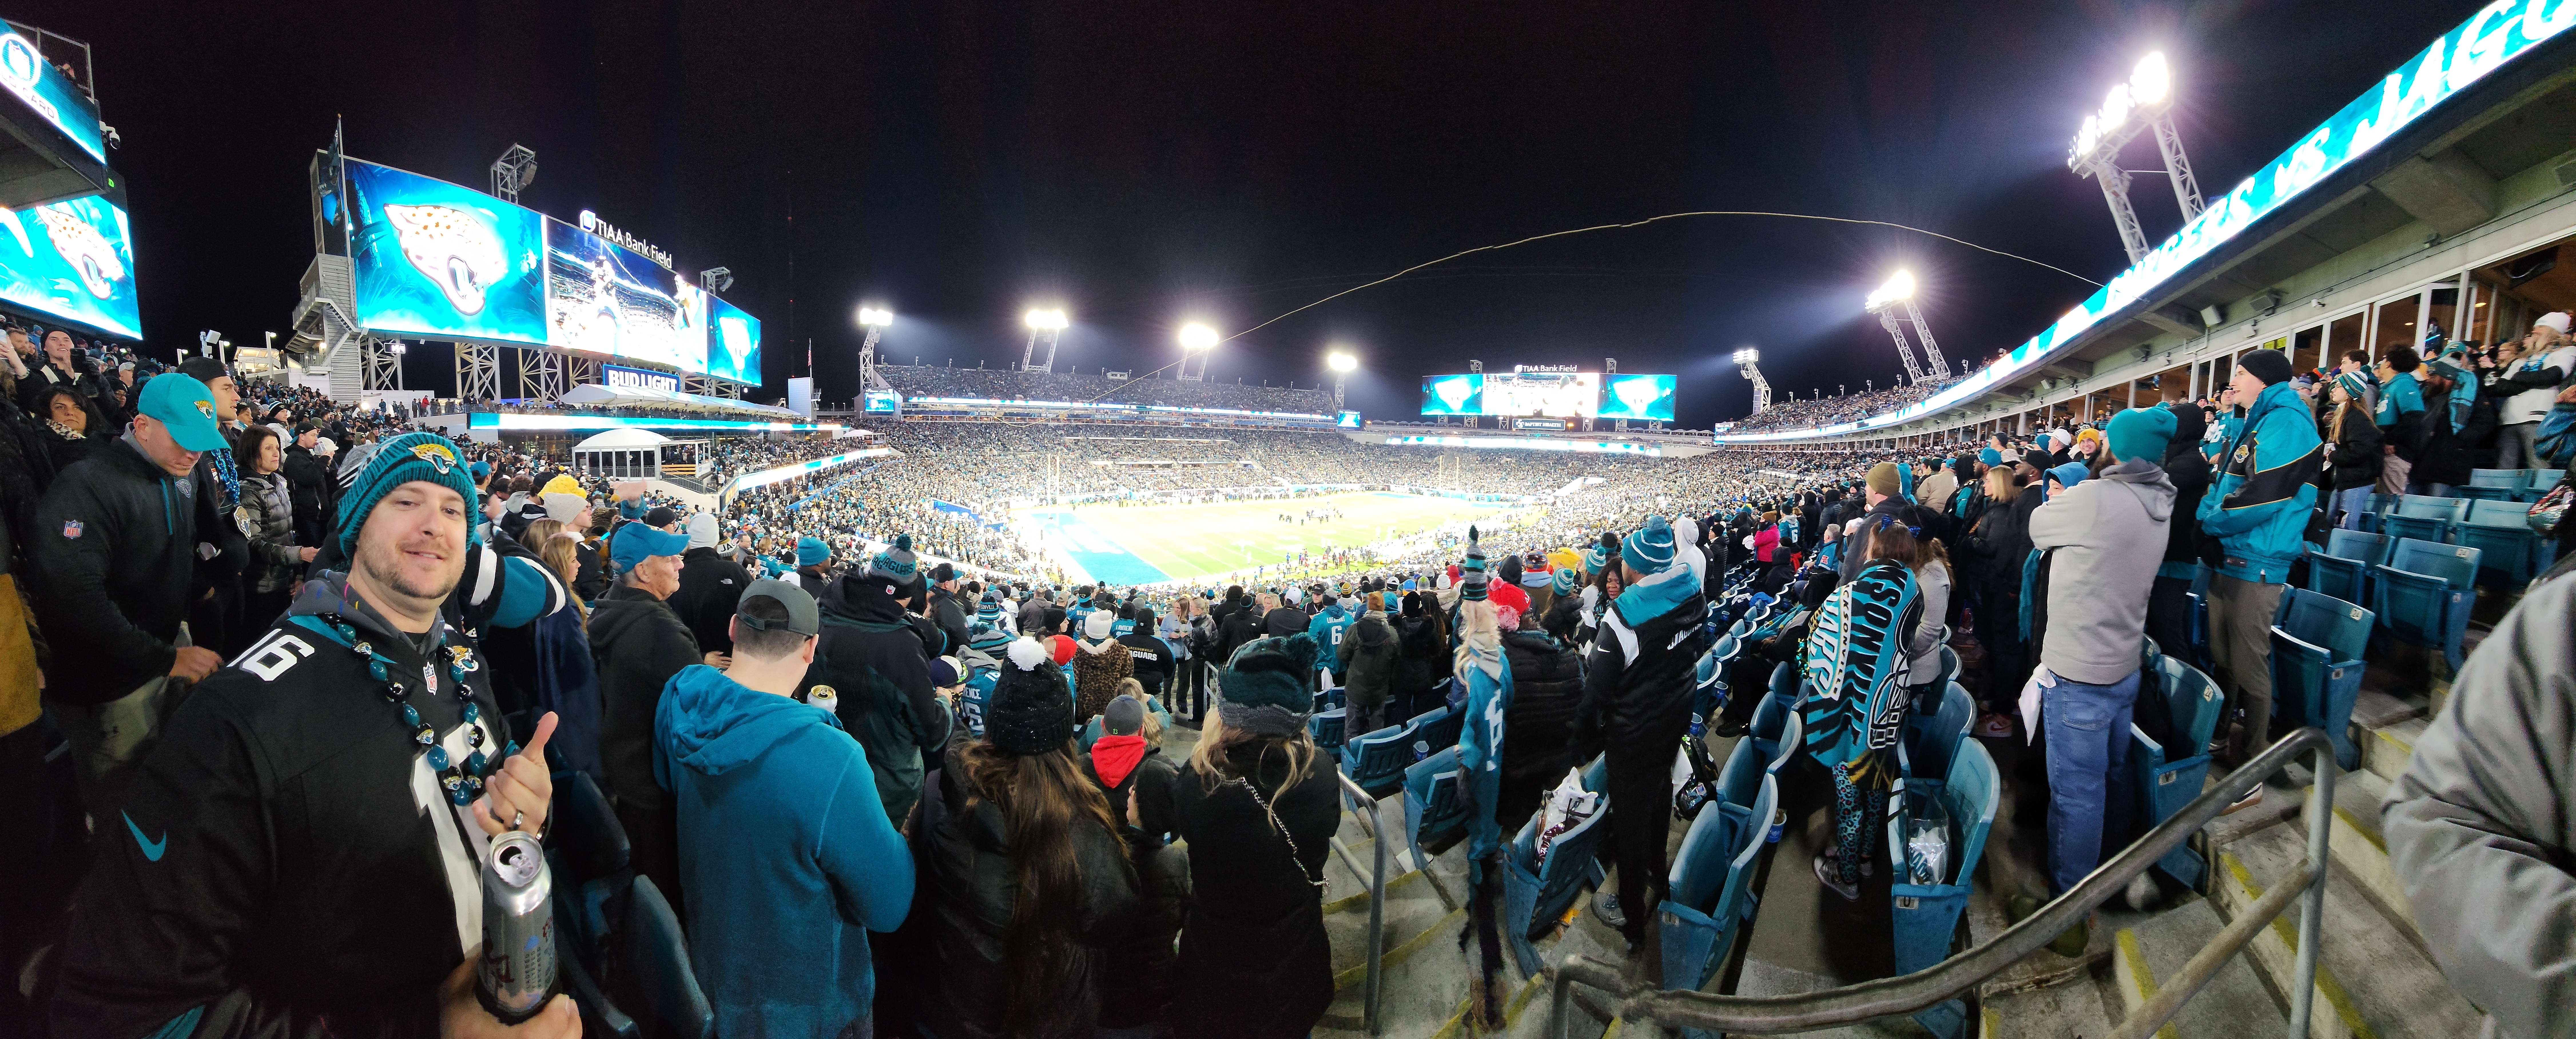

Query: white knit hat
[2537,312,2572,334]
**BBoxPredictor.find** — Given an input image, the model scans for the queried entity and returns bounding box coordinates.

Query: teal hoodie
[652,664,914,1038]
[2195,380,2322,584]
[1306,603,1353,672]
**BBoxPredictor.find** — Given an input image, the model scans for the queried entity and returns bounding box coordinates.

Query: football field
[1021,492,1509,585]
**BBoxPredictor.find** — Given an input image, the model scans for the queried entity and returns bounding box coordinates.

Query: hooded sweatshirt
[654,665,913,1038]
[2197,379,2323,584]
[2027,456,2176,685]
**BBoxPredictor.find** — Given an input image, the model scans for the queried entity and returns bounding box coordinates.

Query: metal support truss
[1876,309,1928,384]
[2151,113,2205,221]
[1738,359,1772,413]
[516,348,565,402]
[2088,164,2151,264]
[455,340,501,403]
[1021,326,1063,373]
[1901,297,1949,378]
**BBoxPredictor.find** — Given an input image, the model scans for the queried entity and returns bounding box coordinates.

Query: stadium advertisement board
[864,389,902,413]
[1336,410,1363,429]
[1596,374,1677,422]
[465,412,839,433]
[705,296,763,385]
[724,447,898,493]
[0,195,141,339]
[1712,0,2576,443]
[1481,370,1600,417]
[1383,434,1661,456]
[348,159,551,346]
[602,363,680,394]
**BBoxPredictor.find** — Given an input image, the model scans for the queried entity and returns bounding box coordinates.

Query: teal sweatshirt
[653,664,914,1038]
[2196,381,2323,584]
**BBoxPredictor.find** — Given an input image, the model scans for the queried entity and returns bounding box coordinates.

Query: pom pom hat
[336,432,484,557]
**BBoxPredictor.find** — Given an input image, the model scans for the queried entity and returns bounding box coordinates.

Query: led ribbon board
[726,447,899,493]
[1714,0,2576,444]
[1384,434,1663,456]
[466,413,840,433]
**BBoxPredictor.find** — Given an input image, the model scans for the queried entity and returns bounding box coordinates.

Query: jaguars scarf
[1799,559,1921,774]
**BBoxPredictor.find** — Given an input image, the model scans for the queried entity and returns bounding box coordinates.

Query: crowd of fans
[1,309,2572,1039]
[880,363,1340,415]
[1726,374,1965,433]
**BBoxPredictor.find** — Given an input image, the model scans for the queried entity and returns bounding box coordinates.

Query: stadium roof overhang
[557,382,804,420]
[1718,7,2576,444]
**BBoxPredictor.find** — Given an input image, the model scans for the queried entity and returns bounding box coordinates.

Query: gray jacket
[2384,564,2576,1039]
[2025,458,2173,685]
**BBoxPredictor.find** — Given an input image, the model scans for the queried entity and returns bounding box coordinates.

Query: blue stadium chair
[612,877,714,1039]
[2305,529,2390,606]
[554,913,640,1039]
[2359,493,2401,533]
[1401,746,1466,866]
[1307,707,1348,752]
[2269,589,2373,771]
[1899,682,1974,800]
[1726,619,1754,642]
[2382,495,2469,545]
[1313,686,1346,713]
[2462,468,2525,501]
[1886,740,2000,1039]
[2373,538,2481,675]
[1339,717,1421,799]
[1692,645,1732,735]
[1504,756,1612,975]
[1657,770,1777,993]
[1412,702,1465,755]
[1752,668,1802,771]
[2457,498,2550,588]
[2528,469,2566,503]
[2128,656,2225,888]
[543,770,630,967]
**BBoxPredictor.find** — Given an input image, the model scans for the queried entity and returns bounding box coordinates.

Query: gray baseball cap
[736,578,821,637]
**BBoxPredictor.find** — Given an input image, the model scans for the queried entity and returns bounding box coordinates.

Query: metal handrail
[1335,768,1389,1035]
[1551,726,2337,1037]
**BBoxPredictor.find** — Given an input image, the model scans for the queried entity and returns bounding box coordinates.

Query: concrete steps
[2310,768,2419,946]
[1978,973,2117,1039]
[2209,818,2484,1039]
[2110,899,2288,1037]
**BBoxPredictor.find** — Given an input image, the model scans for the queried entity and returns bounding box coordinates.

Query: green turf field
[1027,491,1508,584]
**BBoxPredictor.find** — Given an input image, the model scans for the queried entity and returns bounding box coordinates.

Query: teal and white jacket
[2195,380,2322,584]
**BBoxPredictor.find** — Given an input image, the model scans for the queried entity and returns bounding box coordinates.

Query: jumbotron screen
[1421,371,1672,419]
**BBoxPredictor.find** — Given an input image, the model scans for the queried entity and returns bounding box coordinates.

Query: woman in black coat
[33,383,98,475]
[1169,635,1340,1039]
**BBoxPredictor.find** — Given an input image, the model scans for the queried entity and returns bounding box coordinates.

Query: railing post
[1367,794,1387,1035]
[2290,741,2336,1037]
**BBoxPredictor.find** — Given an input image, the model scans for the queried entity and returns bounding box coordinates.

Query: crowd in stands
[880,362,1340,415]
[691,435,861,486]
[1726,373,1966,433]
[1,310,2571,1039]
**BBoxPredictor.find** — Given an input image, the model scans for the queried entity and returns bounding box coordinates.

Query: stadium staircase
[1295,580,2521,1038]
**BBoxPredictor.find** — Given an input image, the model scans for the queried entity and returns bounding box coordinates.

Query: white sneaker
[2222,787,2264,815]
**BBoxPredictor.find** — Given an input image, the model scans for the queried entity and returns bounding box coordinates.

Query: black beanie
[2237,349,2294,387]
[985,638,1074,755]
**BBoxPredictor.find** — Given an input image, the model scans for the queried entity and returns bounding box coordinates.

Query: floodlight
[2130,51,2170,106]
[1733,347,1759,365]
[1327,351,1357,373]
[1178,323,1218,351]
[1865,270,1916,310]
[857,306,893,327]
[1023,308,1068,330]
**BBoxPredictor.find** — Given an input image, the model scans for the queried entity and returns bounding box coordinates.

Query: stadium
[7,5,2576,1039]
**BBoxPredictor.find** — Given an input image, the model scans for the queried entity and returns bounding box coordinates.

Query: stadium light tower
[1732,347,1771,414]
[1325,349,1357,411]
[857,306,893,399]
[1864,270,1948,384]
[1176,322,1218,382]
[490,144,537,203]
[2067,51,2205,264]
[1021,308,1068,372]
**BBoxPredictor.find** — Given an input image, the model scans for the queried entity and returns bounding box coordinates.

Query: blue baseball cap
[611,520,690,572]
[137,372,228,451]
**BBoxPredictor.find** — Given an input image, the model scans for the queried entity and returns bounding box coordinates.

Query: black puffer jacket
[29,435,195,704]
[1337,612,1398,712]
[588,584,701,811]
[2326,406,2385,492]
[1167,753,1339,1039]
[1498,629,1583,836]
[666,546,751,653]
[1390,610,1445,707]
[916,742,1142,1039]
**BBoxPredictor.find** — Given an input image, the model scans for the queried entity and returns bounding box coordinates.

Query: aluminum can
[477,830,556,1024]
[809,685,839,714]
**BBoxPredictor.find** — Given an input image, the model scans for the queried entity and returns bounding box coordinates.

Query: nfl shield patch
[61,520,83,539]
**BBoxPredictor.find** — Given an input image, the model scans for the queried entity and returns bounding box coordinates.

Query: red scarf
[1091,733,1148,789]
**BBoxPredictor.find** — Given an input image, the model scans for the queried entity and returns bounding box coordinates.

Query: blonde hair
[524,519,586,619]
[1115,678,1162,742]
[1187,707,1318,834]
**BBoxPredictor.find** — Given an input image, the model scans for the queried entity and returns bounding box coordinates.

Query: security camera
[101,124,120,149]
[2313,298,2327,308]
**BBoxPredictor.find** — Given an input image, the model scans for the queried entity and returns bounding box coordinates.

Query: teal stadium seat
[1339,716,1420,798]
[612,877,714,1039]
[2269,588,2372,770]
[1412,701,1465,755]
[2373,538,2480,674]
[1657,763,1777,994]
[2304,530,2389,609]
[1307,707,1347,751]
[2359,493,2401,533]
[2462,468,2524,501]
[1899,682,1974,800]
[1504,756,1612,975]
[2381,494,2468,545]
[1886,740,2000,1039]
[2457,498,2551,588]
[2129,657,2226,888]
[1401,746,1466,864]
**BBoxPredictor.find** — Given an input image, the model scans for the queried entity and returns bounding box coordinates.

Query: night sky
[34,0,2476,427]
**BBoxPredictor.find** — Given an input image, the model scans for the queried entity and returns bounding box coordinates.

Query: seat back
[1413,703,1465,752]
[2380,513,2448,544]
[1938,741,2001,887]
[2324,528,2392,566]
[2303,550,2368,605]
[2397,494,2469,520]
[1930,644,1960,689]
[546,770,630,883]
[2156,657,2227,754]
[1716,736,1765,810]
[615,877,713,1039]
[2468,468,2522,489]
[1340,718,1420,794]
[2278,588,2370,663]
[2465,498,2533,527]
[1307,707,1348,751]
[2389,537,2480,592]
[1901,683,1974,785]
[2536,468,2566,491]
[2455,523,2539,584]
[1665,782,1744,912]
[1767,660,1800,701]
[1712,633,1743,664]
[1402,746,1466,859]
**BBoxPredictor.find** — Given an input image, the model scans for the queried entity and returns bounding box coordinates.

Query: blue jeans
[2332,485,2372,530]
[2409,481,2455,498]
[2043,669,2140,895]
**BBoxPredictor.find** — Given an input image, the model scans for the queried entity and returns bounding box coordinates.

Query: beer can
[476,830,556,1024]
[808,684,838,714]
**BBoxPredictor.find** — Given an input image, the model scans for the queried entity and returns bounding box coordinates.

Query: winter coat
[236,470,303,594]
[928,586,971,658]
[1168,754,1339,1039]
[804,573,950,828]
[1391,612,1445,707]
[654,665,913,1039]
[667,546,752,653]
[51,587,519,1039]
[1498,629,1583,836]
[1116,628,1173,696]
[1338,613,1399,711]
[2327,405,2385,492]
[2198,380,2323,584]
[37,420,94,476]
[1262,602,1310,639]
[1072,636,1134,722]
[2497,344,2576,426]
[1218,603,1264,662]
[532,603,605,783]
[1088,733,1190,1028]
[29,435,196,704]
[1305,604,1355,673]
[1570,566,1709,762]
[916,741,1141,1039]
[2031,457,2176,685]
[590,584,703,812]
[278,443,331,535]
[1453,646,1514,867]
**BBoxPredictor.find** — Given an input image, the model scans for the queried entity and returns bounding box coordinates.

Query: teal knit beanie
[335,432,483,558]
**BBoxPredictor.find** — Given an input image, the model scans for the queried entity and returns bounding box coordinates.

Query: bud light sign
[603,364,681,395]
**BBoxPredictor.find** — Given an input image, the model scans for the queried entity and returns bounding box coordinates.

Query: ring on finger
[513,810,526,831]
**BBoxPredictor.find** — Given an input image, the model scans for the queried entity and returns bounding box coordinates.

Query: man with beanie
[2024,407,2176,949]
[926,560,971,662]
[654,579,912,1039]
[803,534,949,827]
[795,535,835,598]
[954,622,1012,739]
[670,511,753,656]
[2196,348,2321,787]
[1073,608,1136,723]
[2494,312,2574,469]
[1568,515,1709,950]
[55,431,580,1039]
[32,372,230,819]
[591,517,702,912]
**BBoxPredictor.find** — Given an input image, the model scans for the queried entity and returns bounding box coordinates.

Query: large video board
[1596,374,1677,422]
[1421,371,1634,418]
[349,160,551,346]
[1421,374,1483,416]
[344,157,761,385]
[0,195,141,339]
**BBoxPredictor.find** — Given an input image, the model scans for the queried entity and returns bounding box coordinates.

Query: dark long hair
[958,738,1122,1035]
